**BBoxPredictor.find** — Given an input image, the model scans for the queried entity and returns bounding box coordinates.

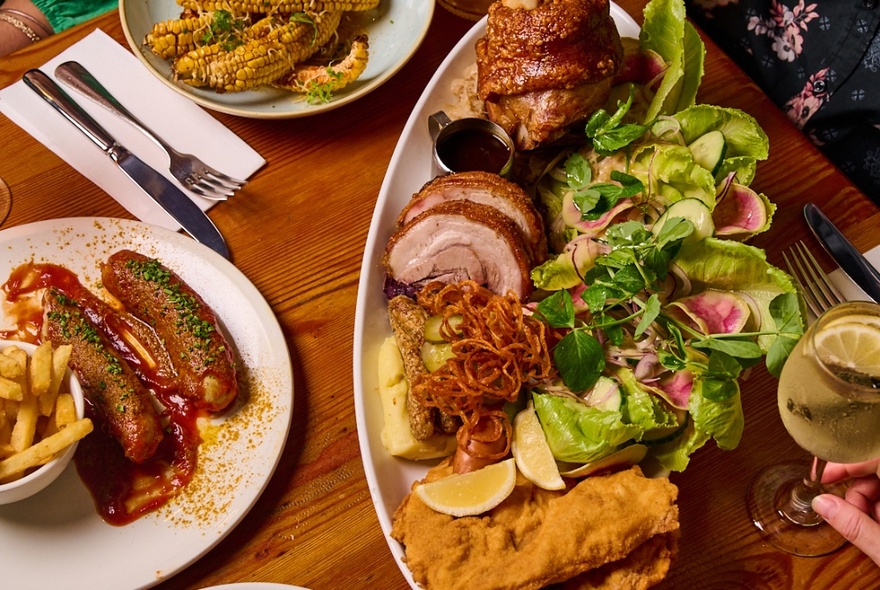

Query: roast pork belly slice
[397,171,548,262]
[384,200,533,299]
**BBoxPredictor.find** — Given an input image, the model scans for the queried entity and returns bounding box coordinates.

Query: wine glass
[748,300,880,556]
[0,177,10,226]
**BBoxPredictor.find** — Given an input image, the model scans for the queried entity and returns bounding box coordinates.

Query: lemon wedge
[814,321,880,378]
[414,458,516,517]
[512,402,565,491]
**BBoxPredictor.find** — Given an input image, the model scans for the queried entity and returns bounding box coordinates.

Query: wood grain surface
[0,2,878,588]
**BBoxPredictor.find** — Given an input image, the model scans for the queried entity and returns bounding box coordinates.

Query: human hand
[812,459,880,565]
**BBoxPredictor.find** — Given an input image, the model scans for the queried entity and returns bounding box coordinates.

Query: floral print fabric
[686,1,880,203]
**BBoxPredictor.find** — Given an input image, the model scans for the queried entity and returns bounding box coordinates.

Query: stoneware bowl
[0,340,84,505]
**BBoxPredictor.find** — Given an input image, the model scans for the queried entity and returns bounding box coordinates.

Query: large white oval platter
[0,217,293,590]
[119,0,434,119]
[352,6,641,588]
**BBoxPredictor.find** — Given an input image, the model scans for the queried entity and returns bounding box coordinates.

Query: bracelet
[0,8,52,38]
[0,12,41,43]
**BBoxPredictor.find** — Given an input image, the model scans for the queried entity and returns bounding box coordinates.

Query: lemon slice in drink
[512,402,565,490]
[824,314,880,330]
[814,321,880,379]
[415,458,516,517]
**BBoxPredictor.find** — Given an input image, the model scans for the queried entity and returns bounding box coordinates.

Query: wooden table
[1,2,878,589]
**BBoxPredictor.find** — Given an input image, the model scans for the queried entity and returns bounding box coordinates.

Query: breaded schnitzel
[391,461,678,590]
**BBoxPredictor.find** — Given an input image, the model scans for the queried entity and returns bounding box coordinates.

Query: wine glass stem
[781,456,827,526]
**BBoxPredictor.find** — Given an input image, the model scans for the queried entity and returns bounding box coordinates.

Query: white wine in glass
[748,301,880,556]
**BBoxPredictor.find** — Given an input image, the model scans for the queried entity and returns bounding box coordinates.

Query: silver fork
[783,240,845,317]
[54,61,245,200]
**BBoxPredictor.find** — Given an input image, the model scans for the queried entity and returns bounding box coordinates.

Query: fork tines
[783,240,846,317]
[184,169,246,200]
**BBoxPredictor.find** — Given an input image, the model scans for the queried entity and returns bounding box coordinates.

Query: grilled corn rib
[144,14,215,59]
[146,12,277,61]
[171,13,274,73]
[174,11,342,92]
[177,0,380,12]
[275,34,369,98]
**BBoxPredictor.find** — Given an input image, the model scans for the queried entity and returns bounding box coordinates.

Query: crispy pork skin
[397,171,548,262]
[384,200,534,300]
[476,0,624,150]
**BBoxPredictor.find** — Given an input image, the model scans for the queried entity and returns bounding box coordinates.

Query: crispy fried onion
[412,280,556,460]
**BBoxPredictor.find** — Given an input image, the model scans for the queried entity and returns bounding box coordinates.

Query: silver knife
[21,69,230,260]
[804,202,880,302]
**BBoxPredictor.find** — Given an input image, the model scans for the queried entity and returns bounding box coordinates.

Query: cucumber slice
[423,314,462,343]
[688,130,727,176]
[589,376,622,412]
[652,198,715,242]
[642,411,689,446]
[421,342,454,372]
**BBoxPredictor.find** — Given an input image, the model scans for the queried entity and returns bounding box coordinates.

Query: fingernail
[812,494,838,519]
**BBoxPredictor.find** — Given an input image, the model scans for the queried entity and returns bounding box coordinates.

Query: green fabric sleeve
[31,0,117,34]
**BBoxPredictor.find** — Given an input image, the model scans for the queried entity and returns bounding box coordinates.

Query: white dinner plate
[118,0,434,119]
[0,218,293,590]
[201,584,310,590]
[352,6,641,588]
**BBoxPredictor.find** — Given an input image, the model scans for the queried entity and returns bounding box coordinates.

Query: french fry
[52,393,77,429]
[0,408,15,459]
[3,345,27,370]
[0,342,90,485]
[29,341,52,401]
[43,344,72,416]
[9,392,38,453]
[42,393,77,439]
[0,396,18,449]
[0,418,93,481]
[0,354,23,380]
[0,375,21,401]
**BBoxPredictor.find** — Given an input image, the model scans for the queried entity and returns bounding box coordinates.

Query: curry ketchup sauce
[1,261,202,525]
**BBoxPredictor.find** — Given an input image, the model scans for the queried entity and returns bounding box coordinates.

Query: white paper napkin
[829,244,880,301]
[0,29,265,231]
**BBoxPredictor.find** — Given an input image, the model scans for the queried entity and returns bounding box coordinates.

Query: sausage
[42,289,164,464]
[62,277,178,393]
[100,250,238,412]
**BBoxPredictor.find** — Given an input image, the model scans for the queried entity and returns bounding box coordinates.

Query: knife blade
[804,202,880,302]
[21,69,229,260]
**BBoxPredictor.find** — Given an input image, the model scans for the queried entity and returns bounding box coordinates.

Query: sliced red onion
[634,352,659,380]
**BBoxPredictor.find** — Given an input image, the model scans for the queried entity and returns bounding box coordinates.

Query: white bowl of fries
[0,340,92,504]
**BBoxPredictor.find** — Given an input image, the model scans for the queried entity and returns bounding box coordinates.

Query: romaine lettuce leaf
[689,375,744,450]
[640,0,705,120]
[672,238,798,351]
[673,105,769,161]
[532,391,641,464]
[631,143,717,207]
[616,367,679,432]
[716,156,757,186]
[648,420,710,472]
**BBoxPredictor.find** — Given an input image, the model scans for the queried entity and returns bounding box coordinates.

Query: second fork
[783,240,846,318]
[54,61,245,200]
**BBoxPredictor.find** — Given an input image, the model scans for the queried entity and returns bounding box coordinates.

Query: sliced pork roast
[384,200,534,300]
[397,171,548,262]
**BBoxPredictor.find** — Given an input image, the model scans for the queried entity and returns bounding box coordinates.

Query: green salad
[523,0,805,473]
